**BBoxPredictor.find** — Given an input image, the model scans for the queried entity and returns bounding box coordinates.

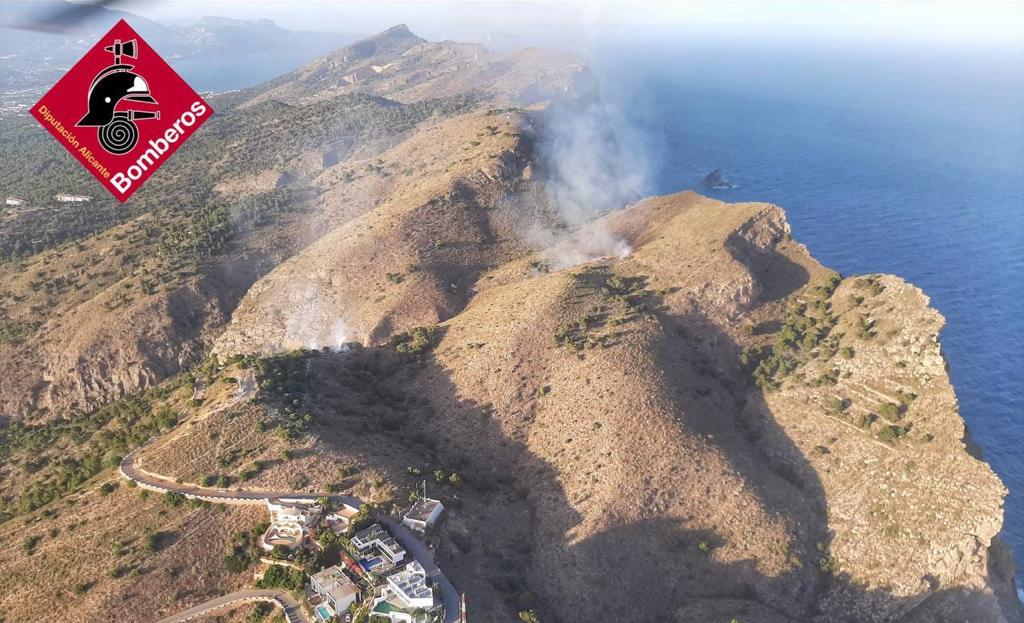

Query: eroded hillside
[0,24,1018,623]
[63,193,1012,622]
[0,25,587,419]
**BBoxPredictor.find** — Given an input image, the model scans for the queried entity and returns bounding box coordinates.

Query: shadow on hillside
[726,229,809,303]
[303,322,1016,623]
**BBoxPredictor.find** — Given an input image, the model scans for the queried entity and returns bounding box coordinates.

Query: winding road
[152,589,305,623]
[119,374,461,623]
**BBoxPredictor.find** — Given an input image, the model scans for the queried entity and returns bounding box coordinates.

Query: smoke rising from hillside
[283,283,351,351]
[534,97,652,268]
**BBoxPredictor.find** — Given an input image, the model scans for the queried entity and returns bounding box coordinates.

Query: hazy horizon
[110,0,1024,54]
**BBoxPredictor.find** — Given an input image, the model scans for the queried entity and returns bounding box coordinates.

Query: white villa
[401,497,444,532]
[351,523,406,567]
[54,193,92,202]
[370,561,440,622]
[5,196,24,206]
[259,498,321,552]
[309,564,361,621]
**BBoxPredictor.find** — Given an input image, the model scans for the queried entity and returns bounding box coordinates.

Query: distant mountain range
[0,1,361,90]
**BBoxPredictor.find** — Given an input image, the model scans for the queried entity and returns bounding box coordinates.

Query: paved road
[119,447,361,508]
[385,519,461,623]
[153,589,306,623]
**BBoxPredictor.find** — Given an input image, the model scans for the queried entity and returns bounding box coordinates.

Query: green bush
[878,402,903,421]
[876,424,910,444]
[22,534,41,555]
[391,326,437,353]
[256,564,304,591]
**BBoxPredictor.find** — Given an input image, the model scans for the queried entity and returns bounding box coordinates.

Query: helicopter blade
[11,0,125,33]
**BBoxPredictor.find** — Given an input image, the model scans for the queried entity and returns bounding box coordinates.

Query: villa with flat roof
[259,498,321,552]
[351,523,406,567]
[370,560,440,622]
[54,193,92,202]
[401,497,444,532]
[309,564,361,621]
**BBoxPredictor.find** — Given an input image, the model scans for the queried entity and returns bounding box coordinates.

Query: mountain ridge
[0,23,1018,623]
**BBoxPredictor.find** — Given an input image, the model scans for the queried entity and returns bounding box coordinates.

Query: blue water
[359,556,384,572]
[315,603,334,621]
[593,37,1024,595]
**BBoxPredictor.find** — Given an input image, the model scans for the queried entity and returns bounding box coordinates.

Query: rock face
[702,168,733,189]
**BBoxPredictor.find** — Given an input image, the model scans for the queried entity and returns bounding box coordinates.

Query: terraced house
[309,564,361,621]
[371,561,440,622]
[351,523,407,571]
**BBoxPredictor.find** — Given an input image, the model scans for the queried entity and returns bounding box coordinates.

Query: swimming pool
[315,603,334,621]
[358,556,384,572]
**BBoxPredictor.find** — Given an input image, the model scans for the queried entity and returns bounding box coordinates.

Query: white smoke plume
[283,283,352,352]
[532,95,652,268]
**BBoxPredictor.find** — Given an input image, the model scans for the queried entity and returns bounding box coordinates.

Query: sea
[590,35,1024,599]
[168,33,1024,599]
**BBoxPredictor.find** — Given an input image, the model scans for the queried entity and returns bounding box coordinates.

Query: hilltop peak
[380,23,418,38]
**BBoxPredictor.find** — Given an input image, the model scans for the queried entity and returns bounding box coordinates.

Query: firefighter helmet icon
[76,38,160,155]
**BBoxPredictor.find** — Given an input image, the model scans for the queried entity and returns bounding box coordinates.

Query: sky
[121,1,1024,52]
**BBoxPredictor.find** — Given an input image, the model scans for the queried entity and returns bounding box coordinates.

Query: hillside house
[326,502,360,532]
[352,523,406,569]
[54,194,92,202]
[401,497,444,532]
[5,196,25,206]
[309,564,361,620]
[370,560,440,622]
[259,498,321,552]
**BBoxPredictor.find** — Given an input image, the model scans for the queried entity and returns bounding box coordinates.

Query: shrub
[348,504,376,533]
[855,316,875,339]
[839,346,855,359]
[878,402,903,421]
[392,326,437,353]
[826,397,849,413]
[877,424,910,444]
[256,564,304,591]
[163,491,186,507]
[22,534,41,555]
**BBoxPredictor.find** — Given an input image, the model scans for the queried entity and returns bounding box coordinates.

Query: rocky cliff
[0,24,1017,623]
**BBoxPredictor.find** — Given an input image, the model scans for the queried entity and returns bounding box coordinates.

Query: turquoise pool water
[315,604,334,621]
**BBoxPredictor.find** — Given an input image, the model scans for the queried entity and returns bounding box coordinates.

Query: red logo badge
[31,19,212,202]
